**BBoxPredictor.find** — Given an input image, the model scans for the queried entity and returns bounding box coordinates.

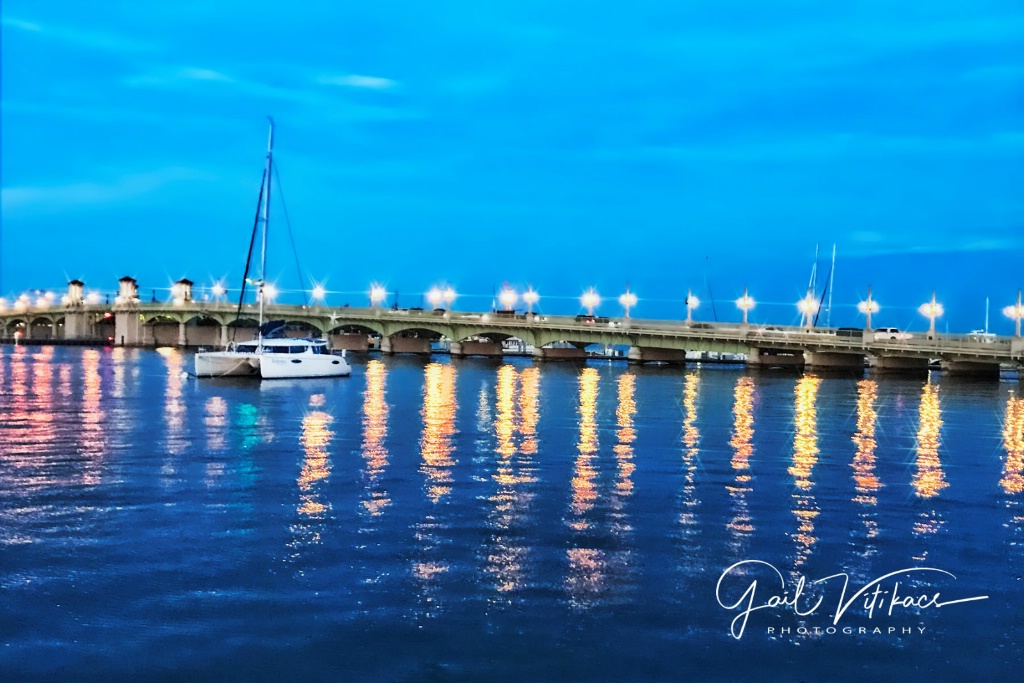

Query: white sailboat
[194,119,351,379]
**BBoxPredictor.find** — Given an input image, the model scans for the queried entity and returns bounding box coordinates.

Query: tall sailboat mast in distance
[257,117,274,341]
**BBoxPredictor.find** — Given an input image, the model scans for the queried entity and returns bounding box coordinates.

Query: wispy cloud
[124,67,235,87]
[1,15,157,52]
[316,74,399,90]
[2,17,41,32]
[1,167,215,213]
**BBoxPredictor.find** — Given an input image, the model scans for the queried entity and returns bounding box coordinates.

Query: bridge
[2,278,1022,378]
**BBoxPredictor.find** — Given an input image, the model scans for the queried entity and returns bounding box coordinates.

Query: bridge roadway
[1,299,1022,377]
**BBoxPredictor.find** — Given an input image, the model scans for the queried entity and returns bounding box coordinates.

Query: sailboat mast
[258,117,274,333]
[826,243,836,327]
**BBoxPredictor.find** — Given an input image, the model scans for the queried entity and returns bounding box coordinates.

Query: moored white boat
[258,338,351,379]
[194,118,350,382]
[194,341,261,377]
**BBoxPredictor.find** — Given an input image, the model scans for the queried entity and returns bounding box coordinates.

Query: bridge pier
[178,322,187,347]
[628,346,688,364]
[940,360,1001,379]
[747,347,803,369]
[868,356,930,374]
[803,351,865,371]
[220,324,229,347]
[458,341,502,357]
[331,333,369,352]
[388,336,431,355]
[534,346,586,361]
[380,336,392,354]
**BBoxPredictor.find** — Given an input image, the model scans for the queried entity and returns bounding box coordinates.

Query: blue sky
[2,1,1022,332]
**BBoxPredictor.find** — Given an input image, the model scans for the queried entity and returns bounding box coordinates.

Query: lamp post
[369,284,387,308]
[685,289,699,324]
[523,288,539,315]
[499,287,518,312]
[797,289,819,329]
[581,288,600,316]
[262,283,278,304]
[211,282,226,301]
[619,287,637,318]
[918,291,944,339]
[857,286,879,331]
[311,284,327,307]
[1004,289,1024,338]
[442,286,456,310]
[427,287,444,309]
[735,287,755,326]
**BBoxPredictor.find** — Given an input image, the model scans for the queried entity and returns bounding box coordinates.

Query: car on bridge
[873,327,913,341]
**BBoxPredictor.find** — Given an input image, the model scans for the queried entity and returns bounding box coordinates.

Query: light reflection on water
[360,360,391,519]
[849,378,881,571]
[912,380,945,561]
[726,375,755,552]
[678,372,701,533]
[1,348,1021,679]
[789,375,820,569]
[414,362,458,616]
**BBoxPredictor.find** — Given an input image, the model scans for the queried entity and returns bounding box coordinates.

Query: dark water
[1,345,1021,681]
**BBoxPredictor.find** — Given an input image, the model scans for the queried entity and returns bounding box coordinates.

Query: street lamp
[442,286,456,310]
[735,287,755,325]
[427,287,444,309]
[618,287,637,318]
[581,288,600,316]
[262,283,278,303]
[211,282,226,300]
[311,284,327,305]
[499,288,518,311]
[685,289,700,324]
[1004,289,1024,338]
[523,287,539,314]
[918,291,943,338]
[369,284,387,308]
[797,289,819,329]
[857,286,880,331]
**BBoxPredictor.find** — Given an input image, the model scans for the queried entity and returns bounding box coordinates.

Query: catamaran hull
[259,354,351,379]
[194,352,260,377]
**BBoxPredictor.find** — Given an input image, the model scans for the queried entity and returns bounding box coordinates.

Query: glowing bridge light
[797,290,819,329]
[857,286,880,330]
[735,287,755,325]
[684,289,700,324]
[86,292,101,305]
[211,282,226,299]
[442,286,456,308]
[262,283,279,302]
[369,283,387,307]
[918,291,943,337]
[1003,289,1023,338]
[581,288,600,316]
[311,284,327,303]
[523,288,540,314]
[499,288,518,311]
[618,287,637,318]
[427,286,444,308]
